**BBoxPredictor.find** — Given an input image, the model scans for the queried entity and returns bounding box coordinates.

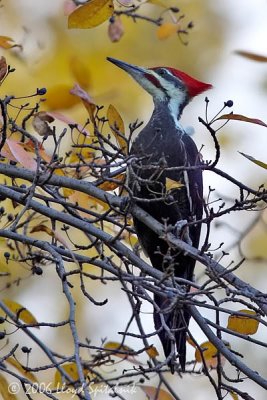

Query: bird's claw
[120,196,130,213]
[173,220,192,246]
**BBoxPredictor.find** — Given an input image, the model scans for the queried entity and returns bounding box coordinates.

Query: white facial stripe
[135,69,165,101]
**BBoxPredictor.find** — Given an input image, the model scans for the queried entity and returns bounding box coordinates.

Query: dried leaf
[227,309,259,335]
[157,23,179,40]
[108,16,124,42]
[47,111,90,136]
[98,173,125,191]
[68,0,114,29]
[146,345,159,358]
[64,0,77,16]
[0,374,18,400]
[70,83,96,122]
[165,177,184,191]
[6,358,38,384]
[0,36,21,50]
[239,152,267,170]
[32,112,54,136]
[2,299,39,327]
[140,385,175,400]
[45,84,80,110]
[6,139,37,171]
[0,57,7,82]
[107,104,127,153]
[235,50,267,63]
[217,113,267,128]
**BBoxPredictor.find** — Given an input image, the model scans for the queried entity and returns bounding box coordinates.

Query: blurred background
[0,0,267,398]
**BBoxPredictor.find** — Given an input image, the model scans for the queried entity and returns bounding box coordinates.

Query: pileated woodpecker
[107,57,212,371]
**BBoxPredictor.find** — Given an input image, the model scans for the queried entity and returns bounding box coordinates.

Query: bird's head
[107,57,212,117]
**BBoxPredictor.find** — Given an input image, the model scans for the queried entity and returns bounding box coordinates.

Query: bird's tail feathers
[154,294,189,372]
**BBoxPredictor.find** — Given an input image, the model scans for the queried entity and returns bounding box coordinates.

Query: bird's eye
[158,69,166,76]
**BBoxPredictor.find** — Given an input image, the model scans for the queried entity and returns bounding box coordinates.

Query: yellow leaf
[103,341,142,365]
[227,309,259,335]
[239,152,267,170]
[98,173,125,191]
[54,362,91,387]
[165,177,184,191]
[0,36,21,50]
[0,374,18,400]
[195,341,228,368]
[68,0,114,29]
[6,358,38,383]
[104,341,134,353]
[140,385,174,400]
[107,104,127,154]
[2,299,39,327]
[45,84,80,110]
[147,0,167,7]
[157,23,179,40]
[230,392,239,400]
[145,345,159,358]
[70,56,91,88]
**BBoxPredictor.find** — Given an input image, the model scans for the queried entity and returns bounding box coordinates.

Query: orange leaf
[145,345,159,358]
[0,36,21,50]
[2,299,38,327]
[98,173,125,191]
[227,309,259,335]
[217,113,267,128]
[68,0,114,29]
[140,385,174,400]
[70,83,96,122]
[157,23,179,40]
[6,139,37,171]
[235,50,267,63]
[45,84,80,110]
[0,57,7,82]
[107,104,127,154]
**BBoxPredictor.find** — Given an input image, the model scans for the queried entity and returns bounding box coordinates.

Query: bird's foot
[119,196,130,213]
[173,220,192,246]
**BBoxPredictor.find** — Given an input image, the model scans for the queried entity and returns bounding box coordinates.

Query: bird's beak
[107,57,147,77]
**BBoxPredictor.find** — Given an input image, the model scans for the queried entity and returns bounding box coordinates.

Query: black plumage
[129,106,203,370]
[107,57,211,371]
